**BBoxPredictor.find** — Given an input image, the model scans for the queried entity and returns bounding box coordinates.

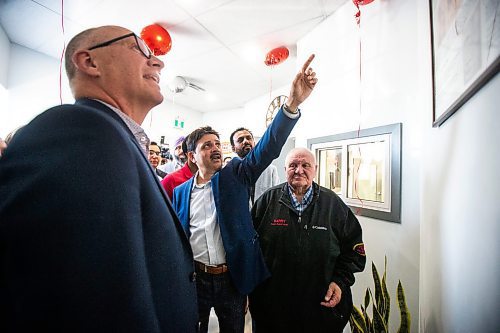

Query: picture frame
[429,0,500,127]
[308,123,401,223]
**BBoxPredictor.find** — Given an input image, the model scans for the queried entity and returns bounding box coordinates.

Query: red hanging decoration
[352,0,374,5]
[264,46,289,66]
[351,0,375,210]
[353,0,375,25]
[140,24,172,56]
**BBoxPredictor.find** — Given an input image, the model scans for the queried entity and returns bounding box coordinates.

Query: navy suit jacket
[172,107,299,295]
[0,99,198,332]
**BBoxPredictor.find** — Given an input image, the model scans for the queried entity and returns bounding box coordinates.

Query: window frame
[308,123,401,223]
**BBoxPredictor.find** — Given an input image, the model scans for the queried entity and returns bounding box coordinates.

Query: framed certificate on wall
[430,0,500,127]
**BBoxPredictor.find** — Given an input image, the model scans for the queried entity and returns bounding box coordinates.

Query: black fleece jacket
[250,182,366,333]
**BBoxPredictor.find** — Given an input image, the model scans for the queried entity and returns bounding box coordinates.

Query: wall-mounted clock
[266,95,288,127]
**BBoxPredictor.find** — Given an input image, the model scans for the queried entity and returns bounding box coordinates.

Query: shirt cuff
[282,104,300,119]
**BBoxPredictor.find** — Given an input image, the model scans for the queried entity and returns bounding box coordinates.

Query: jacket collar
[74,98,170,204]
[279,182,320,209]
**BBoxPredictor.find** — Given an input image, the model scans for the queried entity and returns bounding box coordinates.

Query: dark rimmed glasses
[88,32,153,59]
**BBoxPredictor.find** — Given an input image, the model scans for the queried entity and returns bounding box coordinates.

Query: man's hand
[320,282,342,308]
[286,54,318,111]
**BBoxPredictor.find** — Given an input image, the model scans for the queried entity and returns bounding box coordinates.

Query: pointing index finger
[301,54,315,73]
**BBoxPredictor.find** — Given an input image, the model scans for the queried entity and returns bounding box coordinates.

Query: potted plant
[349,257,411,333]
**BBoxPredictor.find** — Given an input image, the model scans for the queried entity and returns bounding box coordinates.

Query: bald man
[250,148,366,333]
[0,26,197,332]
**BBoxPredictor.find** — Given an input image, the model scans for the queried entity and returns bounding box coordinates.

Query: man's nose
[149,55,165,69]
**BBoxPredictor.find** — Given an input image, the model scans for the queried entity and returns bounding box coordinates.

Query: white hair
[285,147,316,166]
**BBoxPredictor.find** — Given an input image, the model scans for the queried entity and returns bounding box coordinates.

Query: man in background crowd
[223,156,232,167]
[0,25,198,332]
[161,134,198,199]
[159,135,186,174]
[230,127,279,205]
[148,141,167,179]
[250,148,366,333]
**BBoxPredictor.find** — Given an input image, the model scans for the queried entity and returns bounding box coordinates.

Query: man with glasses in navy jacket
[0,25,198,332]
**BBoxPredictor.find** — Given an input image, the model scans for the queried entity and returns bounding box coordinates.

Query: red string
[59,0,65,105]
[353,0,364,213]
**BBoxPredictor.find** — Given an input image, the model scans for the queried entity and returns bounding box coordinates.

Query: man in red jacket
[161,134,198,199]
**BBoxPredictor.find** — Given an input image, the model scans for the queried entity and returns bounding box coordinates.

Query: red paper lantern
[352,0,374,5]
[264,46,289,66]
[140,24,172,56]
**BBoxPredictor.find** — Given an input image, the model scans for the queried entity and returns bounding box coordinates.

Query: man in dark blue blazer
[0,26,198,332]
[172,55,318,332]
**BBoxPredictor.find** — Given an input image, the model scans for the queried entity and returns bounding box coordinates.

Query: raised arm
[286,54,318,111]
[234,54,318,184]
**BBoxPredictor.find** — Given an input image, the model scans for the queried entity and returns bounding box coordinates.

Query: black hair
[229,127,253,147]
[185,126,220,153]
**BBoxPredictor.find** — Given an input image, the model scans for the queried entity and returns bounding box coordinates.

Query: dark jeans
[195,267,246,333]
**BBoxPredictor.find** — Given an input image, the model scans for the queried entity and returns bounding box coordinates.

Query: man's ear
[188,151,196,164]
[72,50,101,77]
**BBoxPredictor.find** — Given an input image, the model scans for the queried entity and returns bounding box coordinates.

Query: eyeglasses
[88,32,153,59]
[149,150,161,157]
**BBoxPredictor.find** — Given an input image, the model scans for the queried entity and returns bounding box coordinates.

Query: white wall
[2,43,72,136]
[143,101,203,146]
[420,60,500,333]
[202,107,246,142]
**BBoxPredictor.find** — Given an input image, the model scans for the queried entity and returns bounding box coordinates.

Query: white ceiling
[0,0,347,112]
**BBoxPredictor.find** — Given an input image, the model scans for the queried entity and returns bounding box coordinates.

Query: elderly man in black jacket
[250,147,366,333]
